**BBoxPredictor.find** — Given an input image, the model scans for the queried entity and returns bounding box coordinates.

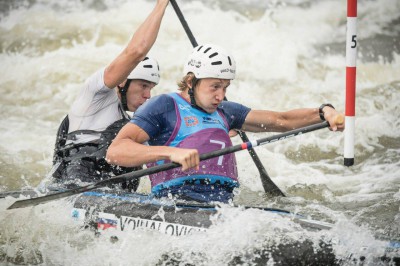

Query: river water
[0,0,399,265]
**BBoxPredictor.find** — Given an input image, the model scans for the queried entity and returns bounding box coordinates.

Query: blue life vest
[148,93,239,201]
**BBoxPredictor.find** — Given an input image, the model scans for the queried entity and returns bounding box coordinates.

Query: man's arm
[106,123,200,171]
[242,106,344,132]
[104,0,169,89]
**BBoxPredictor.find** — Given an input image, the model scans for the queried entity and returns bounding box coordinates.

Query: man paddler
[106,44,345,202]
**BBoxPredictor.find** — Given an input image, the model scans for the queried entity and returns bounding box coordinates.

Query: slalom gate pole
[344,0,357,166]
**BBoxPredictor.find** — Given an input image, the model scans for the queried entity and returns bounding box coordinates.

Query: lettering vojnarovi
[119,215,207,236]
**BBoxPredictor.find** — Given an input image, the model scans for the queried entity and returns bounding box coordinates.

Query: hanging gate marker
[344,0,357,166]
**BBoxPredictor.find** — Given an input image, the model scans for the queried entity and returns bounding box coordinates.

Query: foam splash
[0,0,399,264]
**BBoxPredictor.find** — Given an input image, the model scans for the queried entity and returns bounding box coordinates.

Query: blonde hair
[177,73,196,91]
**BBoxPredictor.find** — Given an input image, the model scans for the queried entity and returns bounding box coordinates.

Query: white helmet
[184,44,236,80]
[127,57,160,84]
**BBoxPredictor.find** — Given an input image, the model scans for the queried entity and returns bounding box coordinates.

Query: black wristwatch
[319,103,335,121]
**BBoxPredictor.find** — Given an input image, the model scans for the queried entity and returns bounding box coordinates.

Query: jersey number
[210,140,225,165]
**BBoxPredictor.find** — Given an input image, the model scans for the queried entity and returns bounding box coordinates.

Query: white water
[0,0,399,265]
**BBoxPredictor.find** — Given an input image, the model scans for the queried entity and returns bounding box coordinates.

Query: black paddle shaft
[7,121,329,209]
[169,0,285,196]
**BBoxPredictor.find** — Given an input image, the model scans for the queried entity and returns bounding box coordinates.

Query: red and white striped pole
[344,0,357,166]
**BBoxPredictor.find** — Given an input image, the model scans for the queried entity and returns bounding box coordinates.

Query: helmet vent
[185,44,235,79]
[127,57,160,84]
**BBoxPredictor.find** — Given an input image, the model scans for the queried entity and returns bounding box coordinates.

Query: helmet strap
[188,88,196,106]
[118,79,132,111]
[188,77,207,113]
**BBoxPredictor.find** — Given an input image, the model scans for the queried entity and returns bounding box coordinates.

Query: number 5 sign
[344,0,357,166]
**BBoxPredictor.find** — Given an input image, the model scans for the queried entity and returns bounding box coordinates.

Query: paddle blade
[258,168,285,197]
[7,184,96,209]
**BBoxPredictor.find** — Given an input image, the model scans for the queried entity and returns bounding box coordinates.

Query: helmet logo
[188,59,201,68]
[221,68,235,74]
[185,44,236,80]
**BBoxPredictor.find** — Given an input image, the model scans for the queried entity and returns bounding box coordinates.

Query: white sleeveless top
[67,67,124,144]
